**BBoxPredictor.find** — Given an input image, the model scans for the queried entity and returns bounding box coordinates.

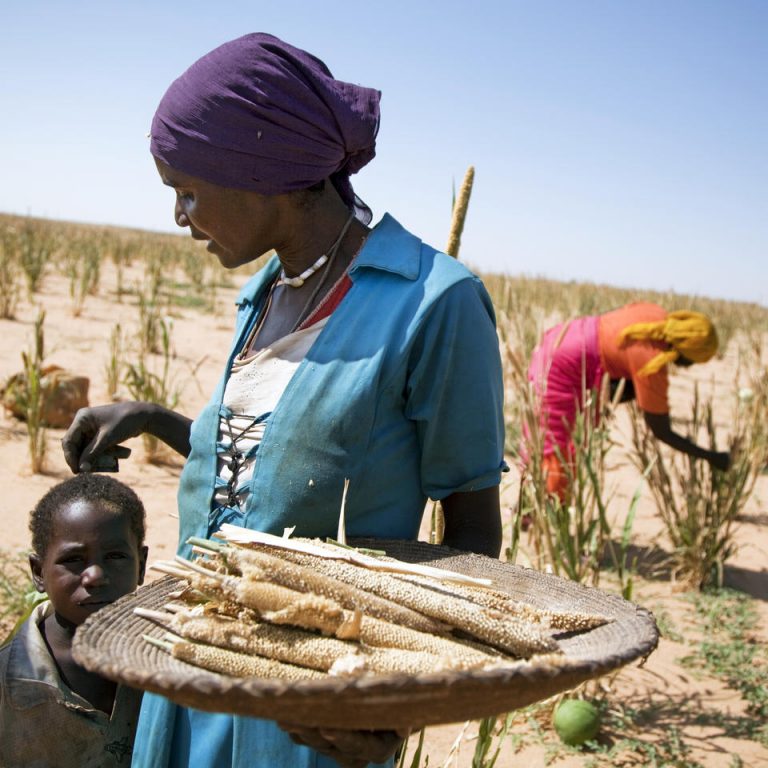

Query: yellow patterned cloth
[618,310,718,376]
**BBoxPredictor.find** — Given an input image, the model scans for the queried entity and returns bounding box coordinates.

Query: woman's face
[155,159,290,269]
[30,499,147,629]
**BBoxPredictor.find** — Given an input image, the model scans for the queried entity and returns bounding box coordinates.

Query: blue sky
[2,1,766,303]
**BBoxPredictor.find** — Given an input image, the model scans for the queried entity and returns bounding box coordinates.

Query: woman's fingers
[79,424,119,471]
[709,450,731,472]
[319,728,408,765]
[87,445,133,472]
[61,408,96,472]
[279,724,408,767]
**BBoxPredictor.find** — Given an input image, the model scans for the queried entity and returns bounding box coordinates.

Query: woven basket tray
[72,539,658,730]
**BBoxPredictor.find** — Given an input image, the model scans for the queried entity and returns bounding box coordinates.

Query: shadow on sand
[596,690,766,763]
[602,541,768,602]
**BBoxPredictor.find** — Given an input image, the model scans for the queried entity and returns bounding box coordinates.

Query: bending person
[61,33,505,768]
[527,301,729,498]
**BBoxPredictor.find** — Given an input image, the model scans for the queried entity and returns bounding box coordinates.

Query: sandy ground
[1,259,766,767]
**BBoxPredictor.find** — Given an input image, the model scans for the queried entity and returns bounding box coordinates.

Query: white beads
[277,254,329,288]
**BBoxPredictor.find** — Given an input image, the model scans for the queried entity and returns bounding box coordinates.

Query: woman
[526,301,730,498]
[61,33,506,768]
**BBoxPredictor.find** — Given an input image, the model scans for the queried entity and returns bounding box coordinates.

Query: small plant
[181,244,207,294]
[60,236,102,316]
[602,468,646,601]
[0,225,20,319]
[495,301,555,461]
[652,607,685,643]
[105,323,123,401]
[680,589,768,736]
[123,316,181,462]
[13,310,49,473]
[0,549,47,645]
[142,241,177,310]
[17,217,55,297]
[396,729,426,768]
[107,233,137,302]
[508,339,621,586]
[630,371,768,589]
[471,713,515,767]
[134,267,169,356]
[603,711,703,767]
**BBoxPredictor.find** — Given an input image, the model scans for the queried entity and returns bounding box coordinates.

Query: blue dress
[131,214,506,768]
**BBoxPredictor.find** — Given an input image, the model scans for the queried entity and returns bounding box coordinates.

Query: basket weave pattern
[72,539,658,729]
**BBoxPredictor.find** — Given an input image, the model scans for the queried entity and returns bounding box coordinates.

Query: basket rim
[72,538,659,729]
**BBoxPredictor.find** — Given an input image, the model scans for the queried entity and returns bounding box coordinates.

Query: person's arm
[404,280,506,558]
[61,402,193,472]
[441,486,502,557]
[643,411,730,471]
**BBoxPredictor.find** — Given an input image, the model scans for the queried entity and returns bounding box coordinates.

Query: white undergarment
[213,318,328,511]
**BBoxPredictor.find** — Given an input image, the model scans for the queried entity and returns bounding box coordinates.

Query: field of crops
[1,212,766,767]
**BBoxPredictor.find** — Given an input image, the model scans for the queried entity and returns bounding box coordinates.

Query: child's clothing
[0,601,142,768]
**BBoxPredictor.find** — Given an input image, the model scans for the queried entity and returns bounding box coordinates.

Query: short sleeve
[403,278,506,499]
[631,367,669,414]
[626,346,670,414]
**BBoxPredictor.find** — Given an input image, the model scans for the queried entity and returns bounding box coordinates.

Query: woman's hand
[279,724,410,768]
[706,450,731,472]
[62,402,153,472]
[62,402,193,472]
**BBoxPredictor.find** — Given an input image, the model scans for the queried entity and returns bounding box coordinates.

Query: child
[0,473,148,767]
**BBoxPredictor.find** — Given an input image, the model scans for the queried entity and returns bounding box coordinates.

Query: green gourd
[552,699,600,746]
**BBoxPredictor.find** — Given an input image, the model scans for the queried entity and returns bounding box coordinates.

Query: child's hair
[30,474,146,556]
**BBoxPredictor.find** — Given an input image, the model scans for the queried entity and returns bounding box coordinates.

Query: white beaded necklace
[276,212,355,288]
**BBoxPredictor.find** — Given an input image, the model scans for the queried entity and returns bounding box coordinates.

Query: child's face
[30,498,148,628]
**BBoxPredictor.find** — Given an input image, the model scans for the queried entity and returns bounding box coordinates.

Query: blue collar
[349,213,422,281]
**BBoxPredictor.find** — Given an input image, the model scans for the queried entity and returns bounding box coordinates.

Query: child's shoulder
[0,601,52,672]
[0,636,10,671]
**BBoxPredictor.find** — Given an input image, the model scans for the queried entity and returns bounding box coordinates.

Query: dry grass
[629,371,768,589]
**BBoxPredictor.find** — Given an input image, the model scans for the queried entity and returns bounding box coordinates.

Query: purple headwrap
[150,33,380,213]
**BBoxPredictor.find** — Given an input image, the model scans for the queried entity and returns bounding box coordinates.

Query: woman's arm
[643,411,730,471]
[441,486,502,558]
[404,279,506,559]
[62,402,193,472]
